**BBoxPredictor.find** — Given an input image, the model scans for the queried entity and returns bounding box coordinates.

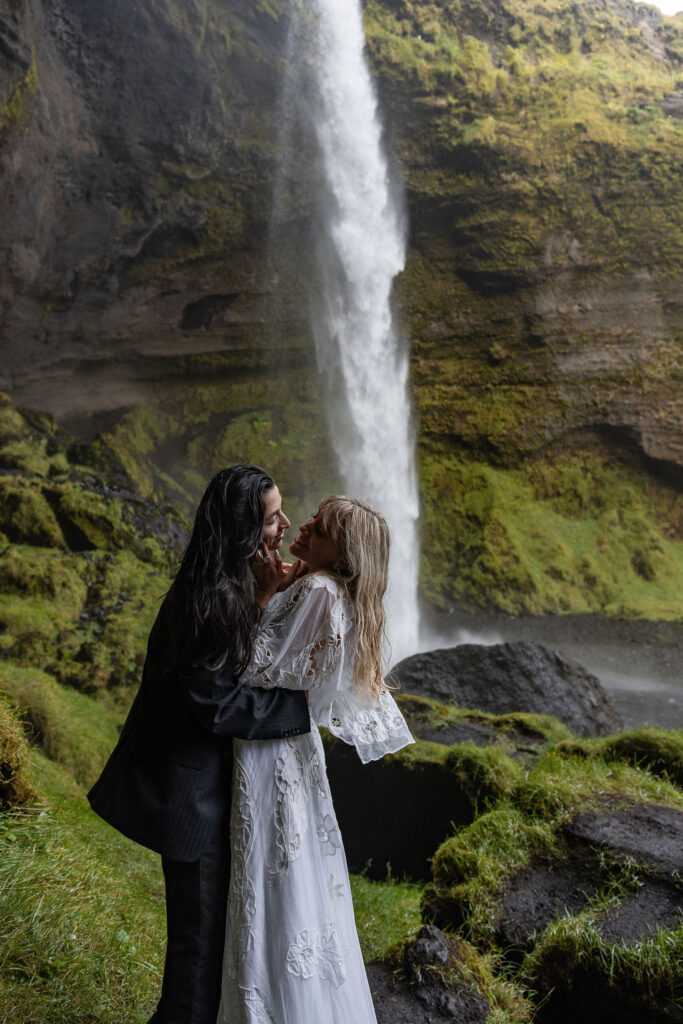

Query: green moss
[0,54,38,145]
[0,663,121,787]
[57,484,130,550]
[0,693,35,810]
[444,744,523,810]
[0,543,166,699]
[419,452,683,617]
[389,927,533,1024]
[556,727,683,788]
[522,912,683,1021]
[0,476,65,548]
[396,694,573,749]
[424,805,559,941]
[514,748,683,822]
[0,545,87,613]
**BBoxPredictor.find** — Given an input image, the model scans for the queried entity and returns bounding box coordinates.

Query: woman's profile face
[289,510,341,572]
[262,486,290,550]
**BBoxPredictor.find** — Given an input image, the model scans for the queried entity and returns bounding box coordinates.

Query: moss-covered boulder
[324,731,523,879]
[422,744,683,1024]
[393,641,622,736]
[367,924,532,1024]
[397,693,572,754]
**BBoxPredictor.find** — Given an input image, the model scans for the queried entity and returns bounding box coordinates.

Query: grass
[349,874,423,961]
[0,663,122,788]
[556,727,683,788]
[0,748,428,1023]
[523,911,683,1014]
[0,756,165,1024]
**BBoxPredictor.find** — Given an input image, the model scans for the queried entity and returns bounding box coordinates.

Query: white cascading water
[283,0,419,663]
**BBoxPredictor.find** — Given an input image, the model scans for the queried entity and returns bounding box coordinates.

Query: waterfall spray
[280,0,419,663]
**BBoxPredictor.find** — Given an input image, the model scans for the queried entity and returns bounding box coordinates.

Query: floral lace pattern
[220,574,412,1023]
[240,987,275,1024]
[268,739,333,884]
[316,813,341,855]
[230,760,256,960]
[244,577,349,691]
[286,924,347,989]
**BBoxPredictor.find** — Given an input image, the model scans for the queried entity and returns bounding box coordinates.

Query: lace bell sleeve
[240,576,348,692]
[242,575,414,764]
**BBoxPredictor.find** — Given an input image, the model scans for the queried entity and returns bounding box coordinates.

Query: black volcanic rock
[367,927,490,1024]
[392,642,622,738]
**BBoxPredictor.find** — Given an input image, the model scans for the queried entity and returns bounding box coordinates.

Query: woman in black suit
[88,465,310,1024]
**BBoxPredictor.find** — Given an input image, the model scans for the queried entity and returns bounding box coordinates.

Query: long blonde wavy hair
[311,495,390,701]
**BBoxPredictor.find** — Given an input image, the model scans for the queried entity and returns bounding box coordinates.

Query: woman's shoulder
[291,572,346,605]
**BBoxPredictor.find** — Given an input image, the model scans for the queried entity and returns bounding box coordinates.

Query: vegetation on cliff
[361,0,683,616]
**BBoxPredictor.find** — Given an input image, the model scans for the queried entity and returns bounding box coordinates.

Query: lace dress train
[217,574,413,1024]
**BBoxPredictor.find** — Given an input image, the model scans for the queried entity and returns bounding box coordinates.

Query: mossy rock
[368,923,532,1024]
[556,726,683,788]
[323,733,521,879]
[423,744,683,940]
[396,693,572,756]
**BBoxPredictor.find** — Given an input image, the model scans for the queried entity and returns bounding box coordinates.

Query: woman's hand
[252,543,284,608]
[277,558,306,592]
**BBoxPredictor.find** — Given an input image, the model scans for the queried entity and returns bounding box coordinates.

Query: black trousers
[152,821,231,1024]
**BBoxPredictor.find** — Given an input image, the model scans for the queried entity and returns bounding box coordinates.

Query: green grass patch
[420,453,683,618]
[522,911,683,1018]
[557,727,683,789]
[349,874,423,961]
[0,693,35,810]
[0,755,164,1024]
[514,748,683,822]
[0,663,121,787]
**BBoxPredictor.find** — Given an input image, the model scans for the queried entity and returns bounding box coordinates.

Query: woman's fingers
[278,559,303,591]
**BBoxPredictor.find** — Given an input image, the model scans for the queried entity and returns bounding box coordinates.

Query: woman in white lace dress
[217,496,414,1024]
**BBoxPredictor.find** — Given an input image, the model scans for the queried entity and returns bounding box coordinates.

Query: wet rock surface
[565,802,683,876]
[599,880,683,944]
[496,801,683,949]
[496,853,601,950]
[393,642,622,737]
[367,927,490,1024]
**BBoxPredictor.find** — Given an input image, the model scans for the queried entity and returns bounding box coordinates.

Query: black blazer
[88,597,310,861]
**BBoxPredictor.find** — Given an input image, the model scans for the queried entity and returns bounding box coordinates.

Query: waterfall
[281,0,419,664]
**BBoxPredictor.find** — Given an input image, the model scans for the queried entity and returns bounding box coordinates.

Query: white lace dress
[217,574,414,1024]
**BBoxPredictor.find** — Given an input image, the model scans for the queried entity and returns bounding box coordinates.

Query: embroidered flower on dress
[242,987,275,1023]
[315,813,341,854]
[285,926,347,988]
[328,873,345,900]
[318,924,347,988]
[286,929,320,979]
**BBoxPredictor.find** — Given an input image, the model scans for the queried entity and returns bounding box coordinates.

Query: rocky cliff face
[1,0,682,615]
[366,0,683,472]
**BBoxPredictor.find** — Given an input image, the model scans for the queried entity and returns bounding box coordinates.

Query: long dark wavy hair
[168,465,275,672]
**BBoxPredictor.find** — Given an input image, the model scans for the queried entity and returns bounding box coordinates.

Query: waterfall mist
[279,0,420,663]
